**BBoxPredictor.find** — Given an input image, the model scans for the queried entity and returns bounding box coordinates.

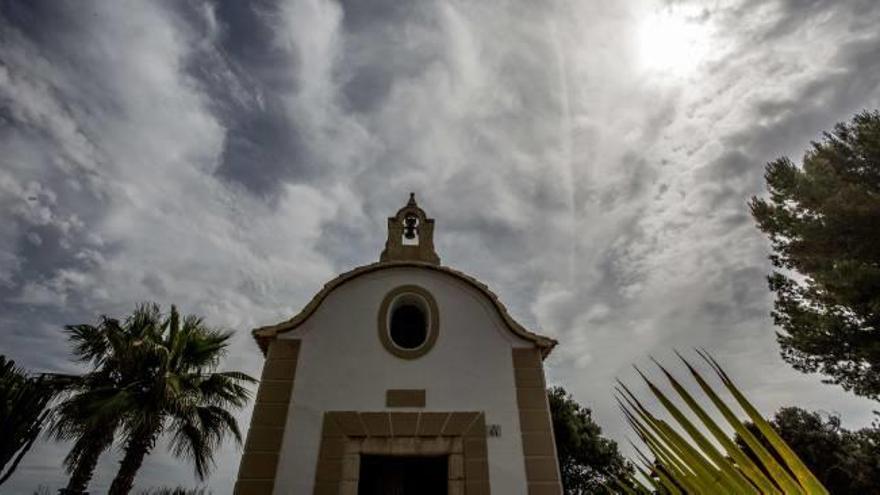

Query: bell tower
[379,193,440,265]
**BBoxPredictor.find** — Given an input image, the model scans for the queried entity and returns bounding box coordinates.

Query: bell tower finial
[380,193,440,265]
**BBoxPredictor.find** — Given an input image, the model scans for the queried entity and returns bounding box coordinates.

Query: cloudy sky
[1,0,879,492]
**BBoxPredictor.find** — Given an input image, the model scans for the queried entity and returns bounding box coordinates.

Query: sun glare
[637,7,712,76]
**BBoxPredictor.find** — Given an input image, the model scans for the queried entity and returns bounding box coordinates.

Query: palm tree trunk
[107,429,156,495]
[60,426,115,495]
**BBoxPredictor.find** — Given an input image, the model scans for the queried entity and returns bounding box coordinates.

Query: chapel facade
[234,195,562,495]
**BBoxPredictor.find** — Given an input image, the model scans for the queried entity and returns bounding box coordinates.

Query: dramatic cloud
[1,0,879,492]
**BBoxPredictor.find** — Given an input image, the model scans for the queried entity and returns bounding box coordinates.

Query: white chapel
[234,194,562,495]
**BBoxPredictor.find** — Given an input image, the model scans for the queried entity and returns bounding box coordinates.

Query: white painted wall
[271,266,533,494]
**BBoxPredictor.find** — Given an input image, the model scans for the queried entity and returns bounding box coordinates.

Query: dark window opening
[389,303,427,349]
[358,455,448,495]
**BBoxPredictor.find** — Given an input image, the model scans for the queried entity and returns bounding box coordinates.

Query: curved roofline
[252,261,558,359]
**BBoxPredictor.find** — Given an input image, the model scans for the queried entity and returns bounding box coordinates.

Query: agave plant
[613,350,829,495]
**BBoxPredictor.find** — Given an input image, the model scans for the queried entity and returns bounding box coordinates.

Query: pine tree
[548,387,632,493]
[750,110,880,400]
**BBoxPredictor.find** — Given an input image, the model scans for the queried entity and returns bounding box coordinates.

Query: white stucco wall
[271,266,534,494]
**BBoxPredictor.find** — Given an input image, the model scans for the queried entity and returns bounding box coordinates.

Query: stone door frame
[314,411,490,495]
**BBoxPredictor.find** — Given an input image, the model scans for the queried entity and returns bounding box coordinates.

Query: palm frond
[1,356,58,485]
[614,352,829,494]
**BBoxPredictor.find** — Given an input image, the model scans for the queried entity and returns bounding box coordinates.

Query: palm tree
[105,305,255,495]
[49,309,162,495]
[0,356,58,486]
[49,304,255,495]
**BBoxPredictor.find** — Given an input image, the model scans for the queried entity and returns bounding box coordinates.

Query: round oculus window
[378,286,439,359]
[389,298,428,349]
